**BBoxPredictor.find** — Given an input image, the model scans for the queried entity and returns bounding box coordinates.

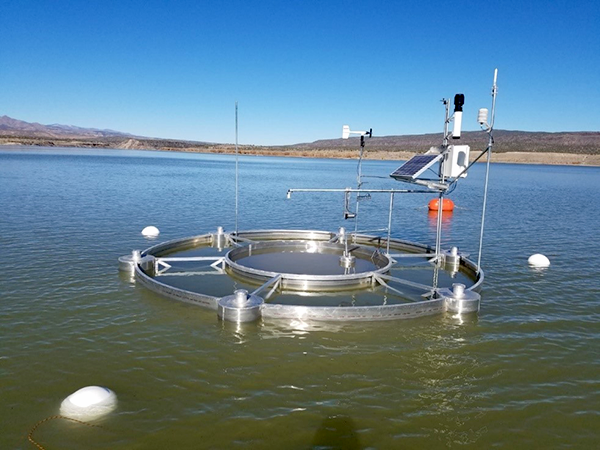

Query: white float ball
[141,226,160,237]
[528,254,550,268]
[60,386,117,420]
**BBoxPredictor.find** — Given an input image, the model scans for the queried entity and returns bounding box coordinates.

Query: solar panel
[390,154,442,180]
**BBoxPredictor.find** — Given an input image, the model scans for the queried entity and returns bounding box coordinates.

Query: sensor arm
[342,125,372,139]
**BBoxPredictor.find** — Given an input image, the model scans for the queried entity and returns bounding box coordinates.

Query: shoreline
[142,147,600,166]
[1,143,599,166]
[245,149,600,166]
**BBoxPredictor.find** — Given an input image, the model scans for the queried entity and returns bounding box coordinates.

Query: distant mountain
[0,115,133,139]
[289,130,600,155]
[1,115,598,155]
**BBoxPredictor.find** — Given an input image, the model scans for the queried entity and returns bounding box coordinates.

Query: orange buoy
[428,198,454,212]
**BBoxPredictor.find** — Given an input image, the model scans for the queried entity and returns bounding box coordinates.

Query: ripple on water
[1,152,599,449]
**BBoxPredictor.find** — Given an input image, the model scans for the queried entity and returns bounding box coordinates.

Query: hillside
[1,116,599,158]
[288,130,600,155]
[0,115,132,139]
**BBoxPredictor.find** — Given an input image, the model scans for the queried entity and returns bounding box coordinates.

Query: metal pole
[235,102,239,235]
[357,135,365,188]
[435,100,450,258]
[477,69,498,271]
[386,192,394,255]
[435,192,444,257]
[477,142,492,271]
[354,135,365,234]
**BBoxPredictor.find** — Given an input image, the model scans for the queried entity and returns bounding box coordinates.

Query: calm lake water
[1,147,599,449]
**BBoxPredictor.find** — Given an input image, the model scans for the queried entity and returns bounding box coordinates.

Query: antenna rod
[354,135,365,233]
[477,68,498,271]
[435,100,451,262]
[235,102,239,235]
[342,126,372,233]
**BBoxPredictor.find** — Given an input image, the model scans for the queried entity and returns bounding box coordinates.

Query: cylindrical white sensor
[452,111,463,139]
[478,108,489,126]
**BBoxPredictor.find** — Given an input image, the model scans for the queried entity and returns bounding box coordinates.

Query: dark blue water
[1,147,599,449]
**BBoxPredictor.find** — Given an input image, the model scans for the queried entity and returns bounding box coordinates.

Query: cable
[28,415,105,450]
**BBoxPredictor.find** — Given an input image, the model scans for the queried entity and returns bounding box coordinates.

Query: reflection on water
[529,266,550,275]
[312,415,361,449]
[118,270,136,285]
[260,318,349,339]
[219,317,263,344]
[239,251,379,275]
[427,209,453,232]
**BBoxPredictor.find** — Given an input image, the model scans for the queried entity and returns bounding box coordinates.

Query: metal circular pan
[225,240,393,291]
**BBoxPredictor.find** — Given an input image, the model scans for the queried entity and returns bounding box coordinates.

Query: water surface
[1,147,598,449]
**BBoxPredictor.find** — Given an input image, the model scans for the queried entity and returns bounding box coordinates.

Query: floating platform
[120,228,482,322]
[119,70,499,324]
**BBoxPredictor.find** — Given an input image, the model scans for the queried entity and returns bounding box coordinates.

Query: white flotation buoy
[528,254,550,268]
[141,226,160,237]
[60,386,117,420]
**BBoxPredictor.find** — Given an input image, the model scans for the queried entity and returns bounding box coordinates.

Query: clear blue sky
[1,0,598,145]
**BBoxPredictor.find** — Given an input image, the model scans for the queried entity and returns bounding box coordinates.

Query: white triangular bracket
[156,259,172,275]
[210,257,226,273]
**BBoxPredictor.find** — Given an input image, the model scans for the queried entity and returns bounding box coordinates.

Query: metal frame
[129,228,483,322]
